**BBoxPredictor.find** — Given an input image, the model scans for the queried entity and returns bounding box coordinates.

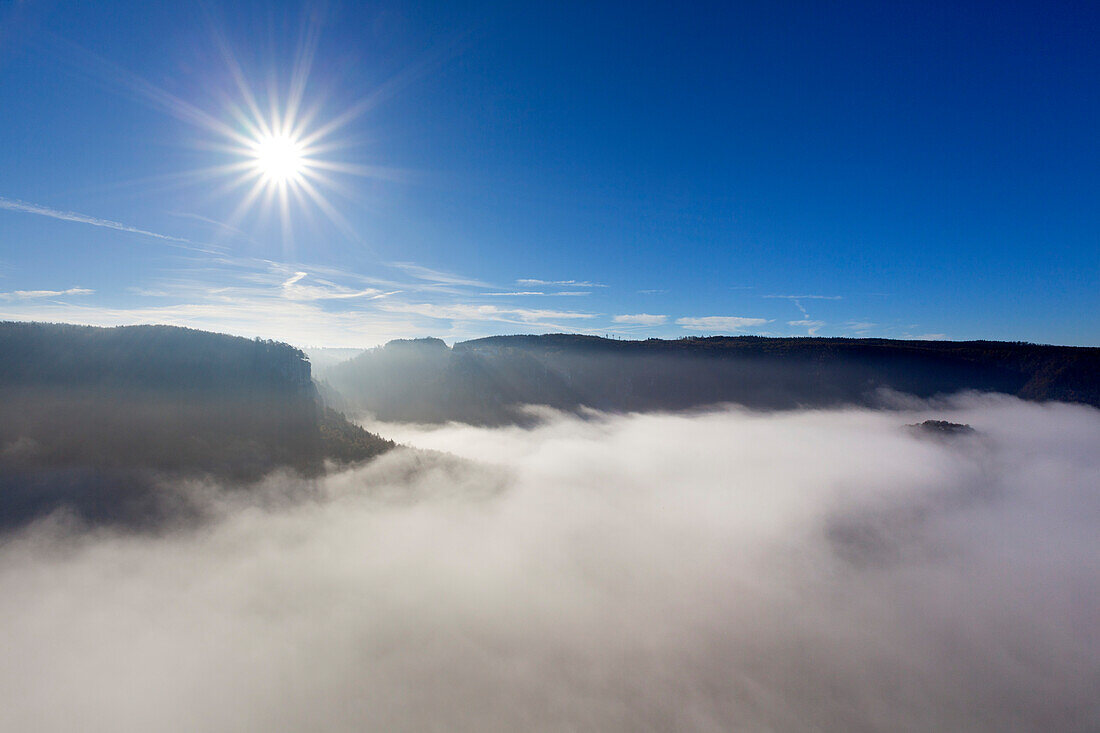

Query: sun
[151,16,402,239]
[251,133,306,184]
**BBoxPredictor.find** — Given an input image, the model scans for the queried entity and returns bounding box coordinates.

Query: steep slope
[0,322,393,527]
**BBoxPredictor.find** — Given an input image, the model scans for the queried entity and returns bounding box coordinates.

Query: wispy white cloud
[676,316,770,331]
[379,302,596,324]
[31,254,603,344]
[516,279,607,288]
[388,262,491,289]
[613,313,667,326]
[0,258,430,347]
[0,287,93,300]
[172,262,402,304]
[1,253,787,346]
[763,294,841,318]
[275,270,398,302]
[0,295,417,349]
[763,294,842,300]
[637,289,667,295]
[788,319,826,335]
[484,291,591,297]
[166,211,250,239]
[284,283,399,302]
[0,197,215,251]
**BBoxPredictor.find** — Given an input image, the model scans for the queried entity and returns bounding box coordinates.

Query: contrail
[0,196,213,251]
[764,293,841,318]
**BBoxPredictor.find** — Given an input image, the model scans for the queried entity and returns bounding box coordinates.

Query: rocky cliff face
[0,322,392,529]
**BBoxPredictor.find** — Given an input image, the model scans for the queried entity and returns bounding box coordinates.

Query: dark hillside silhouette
[0,322,393,528]
[325,334,1100,424]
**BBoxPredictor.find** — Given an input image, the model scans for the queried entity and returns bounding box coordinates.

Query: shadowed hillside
[0,322,393,528]
[324,334,1100,424]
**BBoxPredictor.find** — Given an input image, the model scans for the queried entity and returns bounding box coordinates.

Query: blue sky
[0,0,1097,347]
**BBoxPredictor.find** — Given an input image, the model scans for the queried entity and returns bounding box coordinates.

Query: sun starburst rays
[193,90,378,253]
[56,11,415,246]
[181,19,385,243]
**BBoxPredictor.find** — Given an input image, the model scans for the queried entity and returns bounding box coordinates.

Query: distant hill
[324,334,1100,424]
[0,322,393,528]
[305,347,364,373]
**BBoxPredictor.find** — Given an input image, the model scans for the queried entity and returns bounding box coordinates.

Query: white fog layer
[2,396,1098,731]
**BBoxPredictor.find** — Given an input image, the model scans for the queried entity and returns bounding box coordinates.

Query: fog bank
[2,396,1098,731]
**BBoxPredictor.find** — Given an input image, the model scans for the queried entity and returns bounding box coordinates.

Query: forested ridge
[0,322,392,528]
[6,322,1097,526]
[0,321,311,391]
[324,334,1100,424]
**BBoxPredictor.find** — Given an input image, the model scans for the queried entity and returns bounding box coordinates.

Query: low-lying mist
[2,396,1098,732]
